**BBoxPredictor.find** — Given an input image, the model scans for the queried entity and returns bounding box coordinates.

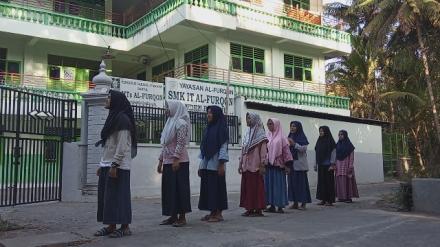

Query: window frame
[284,53,313,82]
[230,43,265,75]
[283,0,310,10]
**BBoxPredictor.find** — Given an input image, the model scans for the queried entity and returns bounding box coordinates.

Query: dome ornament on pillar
[91,60,112,94]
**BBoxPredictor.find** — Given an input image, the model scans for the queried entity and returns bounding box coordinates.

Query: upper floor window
[230,43,265,74]
[152,59,175,77]
[284,0,310,10]
[284,54,312,82]
[184,45,209,65]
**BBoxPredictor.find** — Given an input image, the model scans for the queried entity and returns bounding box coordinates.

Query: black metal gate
[0,86,77,206]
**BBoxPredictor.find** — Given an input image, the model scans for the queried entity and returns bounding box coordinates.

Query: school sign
[165,77,235,114]
[111,77,165,108]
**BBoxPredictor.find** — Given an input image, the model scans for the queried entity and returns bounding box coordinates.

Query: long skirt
[287,170,312,204]
[240,171,266,210]
[264,166,288,208]
[198,169,228,211]
[316,165,335,203]
[102,169,132,225]
[97,167,110,222]
[335,175,359,201]
[161,162,192,216]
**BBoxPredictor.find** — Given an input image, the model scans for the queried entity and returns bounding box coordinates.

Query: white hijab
[160,100,191,146]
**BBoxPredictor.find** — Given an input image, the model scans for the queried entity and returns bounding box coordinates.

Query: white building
[1,0,386,200]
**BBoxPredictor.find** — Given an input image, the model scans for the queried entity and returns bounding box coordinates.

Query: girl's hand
[218,163,226,176]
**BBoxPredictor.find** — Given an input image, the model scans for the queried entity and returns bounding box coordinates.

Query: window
[152,59,175,77]
[185,45,209,78]
[284,0,310,10]
[284,54,312,82]
[137,71,146,81]
[0,48,21,85]
[230,43,265,74]
[184,45,208,65]
[47,55,100,92]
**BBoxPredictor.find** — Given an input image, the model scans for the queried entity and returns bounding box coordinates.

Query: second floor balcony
[0,0,351,51]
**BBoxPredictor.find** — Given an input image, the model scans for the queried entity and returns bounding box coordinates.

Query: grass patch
[0,217,23,232]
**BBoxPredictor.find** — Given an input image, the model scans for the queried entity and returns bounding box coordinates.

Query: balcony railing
[0,72,87,101]
[0,0,350,43]
[153,64,350,110]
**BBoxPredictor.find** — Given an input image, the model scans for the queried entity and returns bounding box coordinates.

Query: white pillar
[80,61,112,189]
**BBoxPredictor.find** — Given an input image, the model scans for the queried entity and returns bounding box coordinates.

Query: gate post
[80,61,112,194]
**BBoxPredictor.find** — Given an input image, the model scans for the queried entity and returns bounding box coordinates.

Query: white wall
[130,144,242,198]
[246,107,384,185]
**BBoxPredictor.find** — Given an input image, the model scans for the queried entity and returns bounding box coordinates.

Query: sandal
[160,217,177,225]
[289,204,299,210]
[251,211,264,217]
[264,206,276,213]
[325,203,334,207]
[109,228,132,238]
[241,211,251,217]
[201,214,211,221]
[317,201,326,206]
[344,199,353,204]
[207,216,224,223]
[173,219,187,227]
[276,208,285,214]
[94,227,113,237]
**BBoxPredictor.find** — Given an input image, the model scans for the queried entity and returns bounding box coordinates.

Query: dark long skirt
[97,167,110,222]
[316,165,335,203]
[161,162,192,216]
[102,169,132,225]
[240,171,266,210]
[287,170,312,204]
[198,169,228,211]
[264,166,288,208]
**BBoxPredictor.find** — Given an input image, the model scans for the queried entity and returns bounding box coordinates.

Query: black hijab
[336,130,355,161]
[288,121,309,160]
[200,105,229,160]
[98,90,137,158]
[315,126,336,164]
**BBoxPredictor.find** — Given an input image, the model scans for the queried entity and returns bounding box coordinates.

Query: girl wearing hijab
[239,112,268,217]
[264,118,293,214]
[198,105,229,223]
[287,121,312,210]
[335,130,359,203]
[94,90,137,238]
[314,126,337,206]
[158,101,192,227]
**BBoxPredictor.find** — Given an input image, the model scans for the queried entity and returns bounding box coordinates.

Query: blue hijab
[336,130,355,161]
[200,106,229,160]
[288,121,309,160]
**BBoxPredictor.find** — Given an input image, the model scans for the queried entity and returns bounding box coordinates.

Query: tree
[357,0,440,143]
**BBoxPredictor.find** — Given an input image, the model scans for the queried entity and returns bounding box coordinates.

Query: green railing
[1,84,82,101]
[186,76,350,110]
[0,2,126,38]
[0,0,350,44]
[235,4,351,44]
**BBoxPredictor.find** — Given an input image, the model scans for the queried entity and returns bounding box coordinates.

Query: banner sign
[111,77,164,108]
[165,77,234,114]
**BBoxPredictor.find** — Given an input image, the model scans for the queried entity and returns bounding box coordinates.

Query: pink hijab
[267,118,289,165]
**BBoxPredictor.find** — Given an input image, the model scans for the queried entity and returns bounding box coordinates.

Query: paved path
[1,182,440,247]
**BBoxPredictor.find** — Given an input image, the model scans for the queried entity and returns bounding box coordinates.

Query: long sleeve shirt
[268,144,293,168]
[199,142,229,171]
[159,125,190,164]
[291,143,309,171]
[317,148,336,166]
[240,142,268,173]
[335,151,355,176]
[100,130,133,170]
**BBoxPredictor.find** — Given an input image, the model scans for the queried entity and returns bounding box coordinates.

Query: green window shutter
[284,54,313,82]
[230,43,265,74]
[153,59,175,77]
[185,45,209,64]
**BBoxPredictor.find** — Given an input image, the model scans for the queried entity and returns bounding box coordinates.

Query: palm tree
[356,0,440,143]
